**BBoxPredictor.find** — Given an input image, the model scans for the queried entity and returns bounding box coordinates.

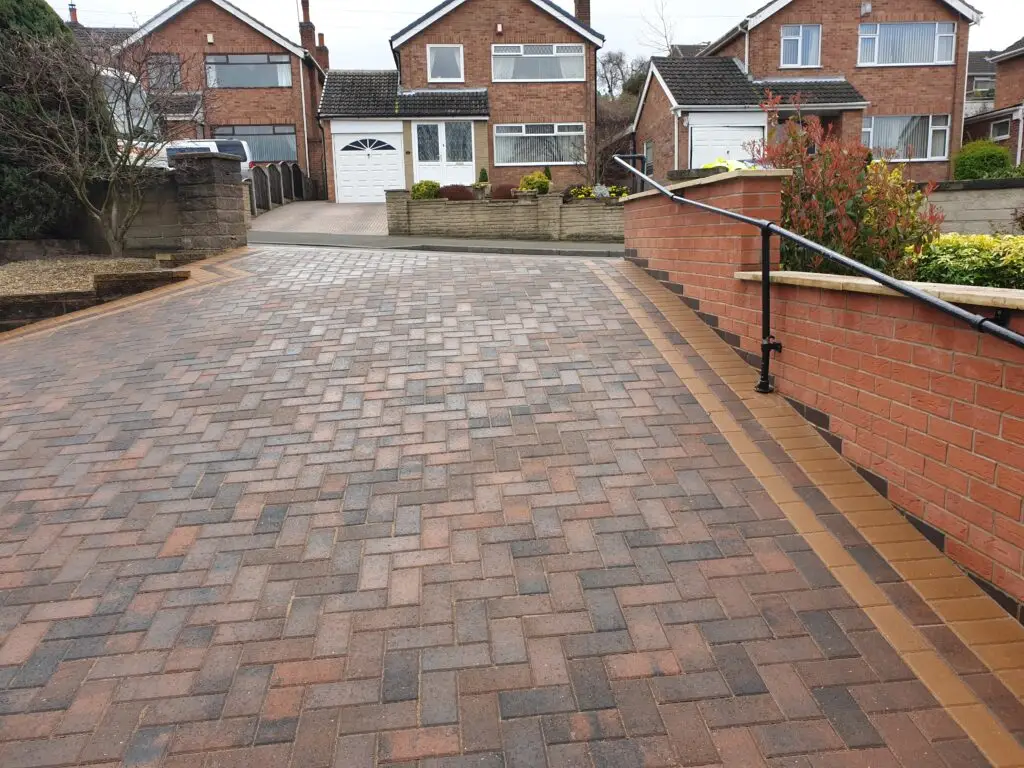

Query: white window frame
[492,122,586,166]
[643,139,655,175]
[991,119,1012,141]
[857,22,956,67]
[861,115,950,162]
[427,44,464,83]
[491,43,587,83]
[780,24,822,69]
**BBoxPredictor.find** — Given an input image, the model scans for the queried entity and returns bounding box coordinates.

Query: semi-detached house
[964,36,1024,165]
[633,0,982,183]
[67,0,330,196]
[318,0,603,203]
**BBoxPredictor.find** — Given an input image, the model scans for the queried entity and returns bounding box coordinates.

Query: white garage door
[334,134,405,203]
[691,126,764,169]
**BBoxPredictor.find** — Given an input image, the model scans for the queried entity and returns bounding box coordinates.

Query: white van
[159,139,253,180]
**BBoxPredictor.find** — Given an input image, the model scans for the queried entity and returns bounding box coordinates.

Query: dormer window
[780,25,821,68]
[427,44,464,83]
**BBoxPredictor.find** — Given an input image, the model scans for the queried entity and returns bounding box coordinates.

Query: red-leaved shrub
[438,184,474,201]
[491,184,516,200]
[748,95,944,278]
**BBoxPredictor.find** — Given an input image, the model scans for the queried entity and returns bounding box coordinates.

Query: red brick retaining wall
[624,171,1024,608]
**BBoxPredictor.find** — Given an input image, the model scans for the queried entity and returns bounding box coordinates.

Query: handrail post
[755,226,783,394]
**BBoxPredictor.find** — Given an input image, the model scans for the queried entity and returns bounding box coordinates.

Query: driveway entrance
[250,201,387,236]
[0,247,1019,767]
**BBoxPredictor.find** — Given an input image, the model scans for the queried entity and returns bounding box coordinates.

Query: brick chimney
[574,0,590,26]
[299,0,315,52]
[316,32,330,69]
[68,2,79,24]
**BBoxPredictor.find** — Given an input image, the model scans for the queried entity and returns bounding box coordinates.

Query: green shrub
[954,140,1013,180]
[477,167,488,183]
[518,171,550,195]
[543,166,552,180]
[912,234,1024,289]
[438,184,474,201]
[411,180,440,199]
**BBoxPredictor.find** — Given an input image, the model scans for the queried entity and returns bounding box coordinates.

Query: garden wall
[385,191,624,242]
[928,178,1024,235]
[81,153,248,255]
[623,170,1024,616]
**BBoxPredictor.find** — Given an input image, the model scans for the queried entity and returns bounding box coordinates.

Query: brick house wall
[995,57,1024,110]
[138,0,327,193]
[717,0,971,182]
[633,76,684,182]
[395,0,598,188]
[964,115,1020,156]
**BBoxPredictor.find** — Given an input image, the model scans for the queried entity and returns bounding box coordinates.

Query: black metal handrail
[613,154,1024,393]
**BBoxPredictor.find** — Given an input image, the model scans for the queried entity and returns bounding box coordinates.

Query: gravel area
[0,258,162,296]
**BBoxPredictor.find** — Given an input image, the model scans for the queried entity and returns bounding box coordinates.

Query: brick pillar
[385,189,411,235]
[169,153,247,253]
[537,193,562,240]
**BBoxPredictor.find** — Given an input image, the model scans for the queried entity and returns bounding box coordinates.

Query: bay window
[492,44,586,82]
[861,115,949,161]
[780,25,821,68]
[858,22,956,66]
[494,123,585,165]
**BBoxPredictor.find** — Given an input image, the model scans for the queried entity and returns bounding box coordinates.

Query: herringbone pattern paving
[0,248,1004,766]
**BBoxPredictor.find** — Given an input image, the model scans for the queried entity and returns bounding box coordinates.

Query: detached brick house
[634,0,981,183]
[318,0,604,203]
[964,36,1024,165]
[68,0,331,195]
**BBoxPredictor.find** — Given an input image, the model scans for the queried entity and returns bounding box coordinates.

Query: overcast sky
[50,0,1021,69]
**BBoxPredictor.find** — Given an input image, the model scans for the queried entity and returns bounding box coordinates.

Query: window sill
[208,85,293,89]
[491,78,588,84]
[427,78,466,84]
[493,161,585,167]
[779,65,823,69]
[856,62,955,68]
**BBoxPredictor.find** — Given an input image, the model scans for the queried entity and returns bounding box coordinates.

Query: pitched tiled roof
[68,24,136,47]
[319,70,489,118]
[758,79,867,106]
[991,35,1024,62]
[968,50,998,73]
[651,56,762,106]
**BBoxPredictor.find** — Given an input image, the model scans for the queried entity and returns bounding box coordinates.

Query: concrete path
[0,246,1021,767]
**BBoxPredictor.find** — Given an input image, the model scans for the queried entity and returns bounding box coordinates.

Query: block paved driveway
[249,202,387,236]
[0,247,1004,767]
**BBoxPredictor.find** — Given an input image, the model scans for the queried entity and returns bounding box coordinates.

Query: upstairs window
[643,139,654,175]
[780,25,821,68]
[147,54,182,90]
[205,54,291,88]
[858,22,956,66]
[428,45,464,82]
[492,44,586,82]
[861,115,949,161]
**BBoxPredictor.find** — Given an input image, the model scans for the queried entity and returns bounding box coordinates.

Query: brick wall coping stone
[929,177,1024,192]
[735,269,1024,310]
[624,168,793,201]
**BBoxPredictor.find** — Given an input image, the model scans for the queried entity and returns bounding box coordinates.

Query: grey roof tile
[758,79,867,106]
[319,70,489,118]
[968,50,999,73]
[68,24,136,47]
[651,56,762,106]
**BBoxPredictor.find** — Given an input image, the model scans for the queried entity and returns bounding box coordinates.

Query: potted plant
[471,168,490,200]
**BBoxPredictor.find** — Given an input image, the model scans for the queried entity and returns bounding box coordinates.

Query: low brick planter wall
[624,170,1024,616]
[0,270,189,332]
[386,191,624,242]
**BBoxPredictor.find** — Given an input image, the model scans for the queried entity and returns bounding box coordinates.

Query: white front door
[690,125,764,169]
[414,121,475,186]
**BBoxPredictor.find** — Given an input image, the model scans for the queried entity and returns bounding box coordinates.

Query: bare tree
[0,31,210,255]
[639,0,677,56]
[598,51,649,99]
